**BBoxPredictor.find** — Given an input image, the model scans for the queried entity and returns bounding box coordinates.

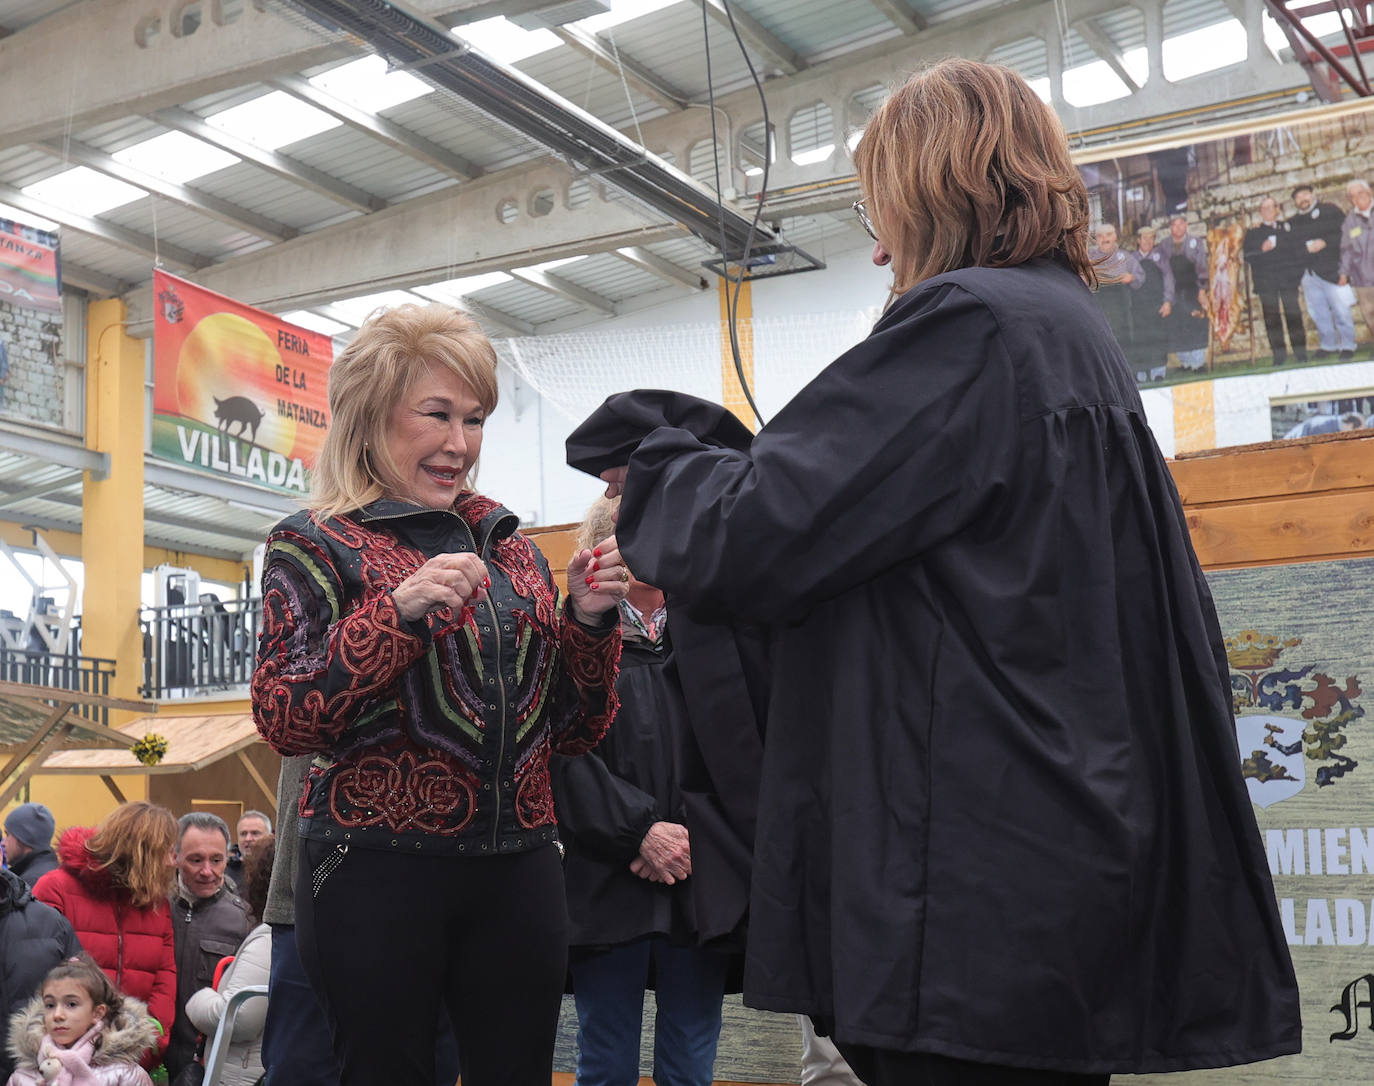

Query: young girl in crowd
[6,958,157,1086]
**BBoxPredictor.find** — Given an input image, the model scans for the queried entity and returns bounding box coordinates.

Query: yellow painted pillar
[82,299,147,732]
[719,276,757,431]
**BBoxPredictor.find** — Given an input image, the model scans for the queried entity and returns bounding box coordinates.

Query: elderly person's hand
[567,534,630,622]
[630,821,691,885]
[391,552,489,621]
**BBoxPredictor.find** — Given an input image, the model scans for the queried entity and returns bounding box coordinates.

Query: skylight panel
[414,272,514,300]
[113,131,240,184]
[0,202,58,232]
[23,167,145,217]
[207,90,342,151]
[310,56,433,112]
[1262,10,1344,55]
[576,0,681,34]
[1062,57,1135,107]
[1162,20,1246,81]
[453,17,560,65]
[792,145,835,166]
[327,290,429,326]
[280,309,351,336]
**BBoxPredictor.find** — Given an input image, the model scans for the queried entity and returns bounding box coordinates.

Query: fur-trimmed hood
[7,993,159,1071]
[53,826,124,901]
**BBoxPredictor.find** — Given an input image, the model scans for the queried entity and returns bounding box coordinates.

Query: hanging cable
[702,0,770,428]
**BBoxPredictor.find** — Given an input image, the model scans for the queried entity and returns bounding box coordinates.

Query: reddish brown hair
[853,58,1095,294]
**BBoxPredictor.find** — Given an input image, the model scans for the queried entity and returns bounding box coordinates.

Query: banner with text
[0,219,60,314]
[152,270,332,496]
[1131,555,1374,1085]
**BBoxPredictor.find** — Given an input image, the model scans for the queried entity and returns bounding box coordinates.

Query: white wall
[485,236,890,527]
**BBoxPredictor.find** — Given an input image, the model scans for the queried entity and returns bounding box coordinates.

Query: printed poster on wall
[152,270,332,496]
[1130,556,1374,1085]
[0,219,60,313]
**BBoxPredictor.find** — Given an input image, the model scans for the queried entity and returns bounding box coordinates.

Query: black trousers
[295,838,568,1086]
[1258,285,1307,361]
[834,1043,1110,1086]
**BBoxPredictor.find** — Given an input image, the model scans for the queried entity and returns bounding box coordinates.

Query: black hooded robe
[567,257,1300,1075]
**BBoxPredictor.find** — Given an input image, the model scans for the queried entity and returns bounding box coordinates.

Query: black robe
[567,257,1300,1074]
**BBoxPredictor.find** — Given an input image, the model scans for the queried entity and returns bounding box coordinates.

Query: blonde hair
[853,58,1095,295]
[311,304,500,519]
[574,495,620,556]
[84,802,177,909]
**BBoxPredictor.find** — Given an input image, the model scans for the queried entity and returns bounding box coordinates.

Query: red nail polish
[483,577,490,587]
[593,547,602,557]
[590,560,598,571]
[585,576,594,585]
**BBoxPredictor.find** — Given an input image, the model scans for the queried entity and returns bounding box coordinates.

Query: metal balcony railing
[0,636,117,727]
[140,597,262,699]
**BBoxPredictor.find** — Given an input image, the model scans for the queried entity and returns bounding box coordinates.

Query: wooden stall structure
[0,682,147,808]
[36,712,280,821]
[1175,429,1374,570]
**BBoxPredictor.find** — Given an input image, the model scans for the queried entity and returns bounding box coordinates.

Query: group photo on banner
[1077,97,1374,401]
[151,270,333,496]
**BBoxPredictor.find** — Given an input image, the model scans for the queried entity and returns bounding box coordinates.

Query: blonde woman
[573,59,1300,1085]
[33,802,177,1070]
[252,303,624,1086]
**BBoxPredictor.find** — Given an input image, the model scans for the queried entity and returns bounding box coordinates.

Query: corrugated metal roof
[473,278,586,324]
[554,253,664,301]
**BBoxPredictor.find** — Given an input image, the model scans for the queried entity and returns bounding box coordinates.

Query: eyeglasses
[852,199,877,241]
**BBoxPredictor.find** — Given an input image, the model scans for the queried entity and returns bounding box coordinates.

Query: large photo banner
[152,270,332,496]
[0,218,60,313]
[1076,99,1374,399]
[1131,556,1374,1085]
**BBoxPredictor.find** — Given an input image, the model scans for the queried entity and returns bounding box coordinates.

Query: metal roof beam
[33,139,298,244]
[0,472,85,513]
[551,25,690,112]
[1071,17,1141,93]
[15,484,271,544]
[151,107,387,215]
[508,268,617,315]
[59,263,134,298]
[143,461,299,513]
[0,182,210,271]
[700,0,803,75]
[458,299,536,337]
[611,246,707,290]
[0,424,107,479]
[867,0,928,36]
[267,73,481,181]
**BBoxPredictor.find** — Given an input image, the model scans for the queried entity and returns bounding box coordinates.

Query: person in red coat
[32,802,178,1069]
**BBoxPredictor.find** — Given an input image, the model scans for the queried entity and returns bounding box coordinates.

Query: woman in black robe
[568,59,1299,1086]
[550,496,733,1086]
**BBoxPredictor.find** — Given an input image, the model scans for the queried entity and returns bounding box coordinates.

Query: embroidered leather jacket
[252,494,621,857]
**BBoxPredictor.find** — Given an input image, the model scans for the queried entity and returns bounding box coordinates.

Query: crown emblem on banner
[157,285,184,325]
[1225,629,1301,670]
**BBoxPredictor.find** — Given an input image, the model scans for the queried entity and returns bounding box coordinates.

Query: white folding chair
[201,985,269,1086]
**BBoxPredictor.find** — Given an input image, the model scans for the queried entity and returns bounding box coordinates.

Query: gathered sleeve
[251,523,430,756]
[543,591,620,757]
[550,750,656,861]
[587,281,1021,621]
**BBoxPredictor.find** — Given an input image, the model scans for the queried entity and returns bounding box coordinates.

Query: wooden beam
[0,702,70,790]
[100,775,128,803]
[236,748,278,816]
[0,681,153,714]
